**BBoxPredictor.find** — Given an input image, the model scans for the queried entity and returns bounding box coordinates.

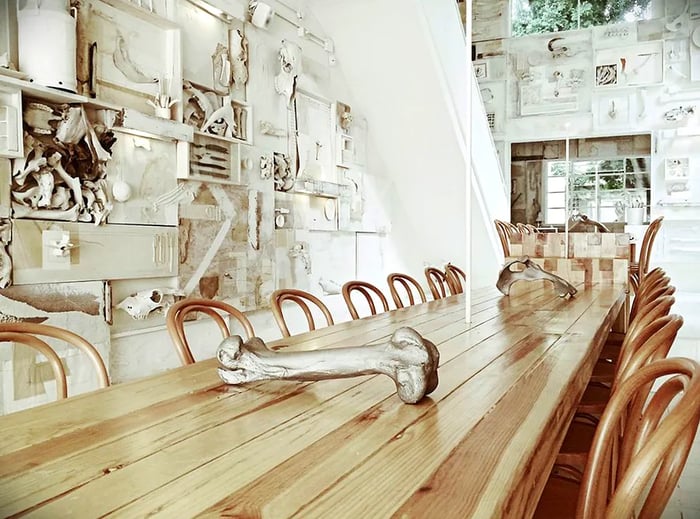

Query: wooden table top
[0,282,626,518]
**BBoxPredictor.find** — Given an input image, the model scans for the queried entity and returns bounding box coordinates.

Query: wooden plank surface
[0,283,626,518]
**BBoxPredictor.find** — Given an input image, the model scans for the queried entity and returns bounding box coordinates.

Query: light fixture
[249,0,274,29]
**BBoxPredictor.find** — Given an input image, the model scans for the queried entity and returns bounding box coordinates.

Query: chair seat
[533,470,580,519]
[589,358,615,383]
[555,418,596,470]
[577,382,610,415]
[598,342,621,362]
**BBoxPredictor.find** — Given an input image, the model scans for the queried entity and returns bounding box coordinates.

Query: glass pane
[599,206,619,222]
[600,175,624,190]
[626,157,648,172]
[625,173,650,189]
[547,208,566,224]
[599,190,625,204]
[548,162,568,177]
[572,161,596,175]
[570,191,596,215]
[598,159,624,173]
[548,177,566,191]
[548,192,566,207]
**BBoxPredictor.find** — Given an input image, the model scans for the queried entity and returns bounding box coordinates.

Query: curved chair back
[494,219,516,256]
[444,263,466,295]
[342,281,390,320]
[387,273,427,308]
[166,298,255,365]
[616,313,682,387]
[424,267,450,300]
[629,283,674,323]
[637,216,664,281]
[629,216,663,293]
[271,289,334,337]
[0,332,68,399]
[0,323,109,399]
[516,222,534,234]
[577,357,700,519]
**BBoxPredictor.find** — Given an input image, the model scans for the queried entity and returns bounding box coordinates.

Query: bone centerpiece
[217,327,439,404]
[497,256,578,298]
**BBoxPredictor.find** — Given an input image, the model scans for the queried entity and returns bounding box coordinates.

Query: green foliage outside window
[512,0,651,37]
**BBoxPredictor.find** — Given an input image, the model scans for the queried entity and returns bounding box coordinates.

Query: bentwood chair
[494,219,518,257]
[444,263,466,295]
[0,323,110,400]
[387,272,427,308]
[516,222,534,234]
[629,216,664,294]
[342,280,390,320]
[556,309,682,471]
[535,357,700,519]
[598,267,669,362]
[580,296,678,414]
[166,298,255,365]
[594,273,674,373]
[270,288,334,337]
[424,267,450,300]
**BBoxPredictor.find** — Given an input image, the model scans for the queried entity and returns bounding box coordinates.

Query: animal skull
[117,288,181,320]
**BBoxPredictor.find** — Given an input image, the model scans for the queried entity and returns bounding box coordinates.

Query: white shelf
[0,75,88,104]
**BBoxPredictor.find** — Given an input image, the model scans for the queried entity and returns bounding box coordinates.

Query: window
[511,0,652,37]
[544,156,650,224]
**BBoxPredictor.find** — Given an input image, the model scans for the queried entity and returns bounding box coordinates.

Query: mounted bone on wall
[274,40,302,106]
[11,102,116,224]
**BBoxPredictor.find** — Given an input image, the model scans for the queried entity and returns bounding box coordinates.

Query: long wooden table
[0,282,626,518]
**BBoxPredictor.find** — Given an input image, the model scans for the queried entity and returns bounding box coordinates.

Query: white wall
[311,0,473,280]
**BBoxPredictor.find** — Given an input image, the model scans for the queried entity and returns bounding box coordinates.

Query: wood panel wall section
[508,232,630,285]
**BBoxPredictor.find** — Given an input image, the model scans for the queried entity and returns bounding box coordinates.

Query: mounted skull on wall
[116,287,183,320]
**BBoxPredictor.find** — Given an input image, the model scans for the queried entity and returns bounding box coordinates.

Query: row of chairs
[0,263,466,403]
[168,263,467,366]
[534,268,700,518]
[494,217,664,295]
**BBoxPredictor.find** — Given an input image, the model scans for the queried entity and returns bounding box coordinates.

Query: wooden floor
[0,282,626,518]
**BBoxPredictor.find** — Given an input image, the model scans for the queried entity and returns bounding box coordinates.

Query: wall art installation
[593,92,633,129]
[0,0,379,398]
[480,81,506,132]
[691,26,700,81]
[11,219,178,284]
[105,132,179,226]
[177,181,273,310]
[183,130,242,184]
[0,158,10,217]
[293,90,334,182]
[0,281,109,415]
[510,31,591,117]
[75,0,180,113]
[177,0,234,92]
[472,0,508,42]
[594,42,664,88]
[592,22,638,48]
[664,38,690,81]
[665,157,691,196]
[12,101,116,224]
[0,87,22,158]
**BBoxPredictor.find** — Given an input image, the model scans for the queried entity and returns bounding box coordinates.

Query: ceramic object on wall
[17,0,77,92]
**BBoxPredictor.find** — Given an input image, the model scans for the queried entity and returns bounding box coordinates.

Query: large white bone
[217,327,440,404]
[47,152,83,210]
[496,256,577,298]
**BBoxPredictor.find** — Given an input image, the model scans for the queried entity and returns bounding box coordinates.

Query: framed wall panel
[11,220,177,284]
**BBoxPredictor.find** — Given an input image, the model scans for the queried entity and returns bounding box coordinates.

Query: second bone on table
[217,327,440,404]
